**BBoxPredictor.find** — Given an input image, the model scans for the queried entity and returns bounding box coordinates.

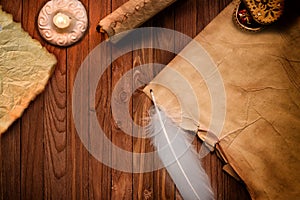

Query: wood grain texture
[0,0,251,199]
[88,0,112,199]
[66,0,89,198]
[131,17,155,200]
[109,0,134,199]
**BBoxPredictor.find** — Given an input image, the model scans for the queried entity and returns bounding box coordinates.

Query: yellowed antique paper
[144,2,300,199]
[0,7,56,134]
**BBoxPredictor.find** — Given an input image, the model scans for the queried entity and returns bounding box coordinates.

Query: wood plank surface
[0,0,251,199]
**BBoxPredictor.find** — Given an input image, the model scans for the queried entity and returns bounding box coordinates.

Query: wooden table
[0,0,251,199]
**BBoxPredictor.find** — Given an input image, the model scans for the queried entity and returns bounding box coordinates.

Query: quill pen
[148,89,214,200]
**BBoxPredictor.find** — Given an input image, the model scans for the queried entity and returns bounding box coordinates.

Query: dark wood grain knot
[143,189,152,200]
[119,91,129,102]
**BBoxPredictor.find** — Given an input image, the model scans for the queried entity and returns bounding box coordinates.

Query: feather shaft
[149,90,213,200]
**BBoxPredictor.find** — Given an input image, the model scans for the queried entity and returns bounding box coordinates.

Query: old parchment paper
[0,7,57,134]
[144,2,300,199]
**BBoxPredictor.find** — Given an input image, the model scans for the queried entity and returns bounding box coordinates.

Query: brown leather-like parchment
[144,2,300,199]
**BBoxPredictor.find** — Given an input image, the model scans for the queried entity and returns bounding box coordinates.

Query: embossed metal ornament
[243,0,284,25]
[233,1,263,32]
[233,0,284,32]
[38,0,88,46]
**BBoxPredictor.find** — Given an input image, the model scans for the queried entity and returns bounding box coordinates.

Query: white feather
[148,90,214,200]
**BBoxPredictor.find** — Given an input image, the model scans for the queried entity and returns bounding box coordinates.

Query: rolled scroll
[97,0,176,41]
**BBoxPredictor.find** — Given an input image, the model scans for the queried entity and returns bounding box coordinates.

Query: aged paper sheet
[0,7,56,134]
[144,2,300,199]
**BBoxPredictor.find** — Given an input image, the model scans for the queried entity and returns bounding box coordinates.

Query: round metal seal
[233,1,263,32]
[242,0,284,25]
[38,0,88,47]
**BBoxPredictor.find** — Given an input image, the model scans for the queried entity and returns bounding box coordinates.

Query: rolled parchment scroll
[97,0,176,41]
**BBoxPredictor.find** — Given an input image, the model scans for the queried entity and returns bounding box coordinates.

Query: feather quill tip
[148,90,214,200]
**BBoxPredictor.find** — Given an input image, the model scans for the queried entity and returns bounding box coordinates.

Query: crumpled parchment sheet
[0,6,56,134]
[143,2,300,199]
